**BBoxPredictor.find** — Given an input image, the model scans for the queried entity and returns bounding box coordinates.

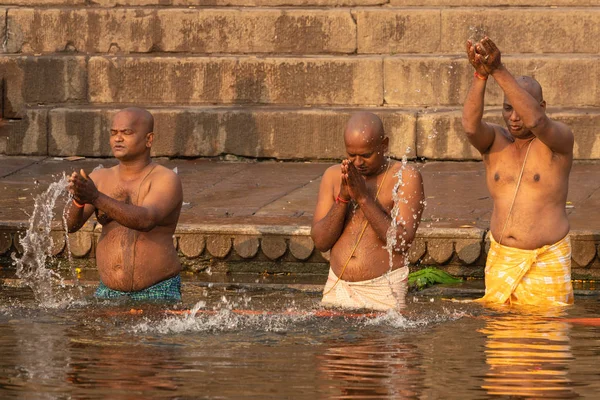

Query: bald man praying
[463,37,574,306]
[66,108,184,301]
[311,112,424,311]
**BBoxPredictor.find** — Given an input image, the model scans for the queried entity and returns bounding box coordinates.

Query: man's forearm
[492,66,545,128]
[311,203,348,252]
[93,193,156,232]
[66,204,86,233]
[462,76,487,135]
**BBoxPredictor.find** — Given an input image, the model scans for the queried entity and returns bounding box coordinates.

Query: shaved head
[509,76,544,103]
[116,107,154,134]
[344,112,385,145]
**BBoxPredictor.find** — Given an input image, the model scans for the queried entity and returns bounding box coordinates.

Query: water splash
[385,156,410,270]
[11,174,77,308]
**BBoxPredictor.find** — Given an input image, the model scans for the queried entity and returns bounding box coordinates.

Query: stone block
[425,238,454,264]
[88,56,383,106]
[261,236,287,260]
[206,235,232,258]
[0,108,48,156]
[50,231,66,256]
[233,236,260,259]
[1,0,84,4]
[355,10,441,54]
[289,236,315,260]
[7,9,355,54]
[408,238,426,264]
[0,231,12,254]
[416,108,600,160]
[45,107,416,159]
[68,231,92,258]
[571,235,597,267]
[0,56,87,118]
[91,0,386,4]
[384,56,600,107]
[441,9,600,54]
[455,239,482,264]
[48,108,110,157]
[179,234,205,258]
[390,0,600,5]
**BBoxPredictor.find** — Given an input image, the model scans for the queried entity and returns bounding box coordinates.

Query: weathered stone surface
[416,108,600,160]
[8,9,355,54]
[455,239,482,265]
[93,0,386,5]
[88,57,383,106]
[571,237,597,267]
[48,108,110,157]
[0,56,87,118]
[45,107,416,159]
[68,231,92,258]
[426,238,454,264]
[1,0,84,4]
[441,9,600,54]
[0,232,12,254]
[408,238,426,264]
[0,108,48,156]
[233,236,260,259]
[0,9,5,49]
[261,236,287,260]
[206,235,232,258]
[50,231,66,256]
[179,234,205,258]
[289,236,314,260]
[356,10,441,54]
[384,56,600,107]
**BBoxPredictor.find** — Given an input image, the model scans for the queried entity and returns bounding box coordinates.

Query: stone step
[2,0,598,7]
[4,7,600,55]
[2,106,598,160]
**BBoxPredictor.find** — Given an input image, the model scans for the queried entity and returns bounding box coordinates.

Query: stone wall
[0,2,599,160]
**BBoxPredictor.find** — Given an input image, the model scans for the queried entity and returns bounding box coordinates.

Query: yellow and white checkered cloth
[477,234,573,306]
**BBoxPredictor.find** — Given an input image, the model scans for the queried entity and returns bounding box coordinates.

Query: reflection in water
[318,336,424,399]
[479,307,578,398]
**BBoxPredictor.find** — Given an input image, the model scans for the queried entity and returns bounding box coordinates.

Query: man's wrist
[489,64,505,77]
[336,195,350,205]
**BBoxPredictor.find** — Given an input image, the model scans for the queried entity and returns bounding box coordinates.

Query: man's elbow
[524,114,547,130]
[311,228,332,253]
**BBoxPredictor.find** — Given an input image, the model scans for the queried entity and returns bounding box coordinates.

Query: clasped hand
[339,160,369,204]
[466,36,502,77]
[68,169,99,205]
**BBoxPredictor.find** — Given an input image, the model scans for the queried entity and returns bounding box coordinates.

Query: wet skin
[66,109,183,291]
[462,37,573,250]
[311,112,424,282]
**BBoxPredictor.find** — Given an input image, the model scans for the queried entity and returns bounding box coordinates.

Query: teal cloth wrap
[95,274,181,302]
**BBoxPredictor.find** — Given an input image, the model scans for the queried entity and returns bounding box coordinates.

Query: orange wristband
[474,71,488,81]
[73,199,85,208]
[336,195,349,204]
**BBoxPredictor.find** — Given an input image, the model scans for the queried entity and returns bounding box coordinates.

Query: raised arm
[477,37,574,154]
[70,168,183,232]
[462,40,497,154]
[66,171,97,233]
[311,165,350,252]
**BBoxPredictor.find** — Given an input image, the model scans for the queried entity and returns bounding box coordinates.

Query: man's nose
[353,157,364,166]
[510,110,520,121]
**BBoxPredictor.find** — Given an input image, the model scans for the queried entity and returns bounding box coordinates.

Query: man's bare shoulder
[321,164,341,182]
[393,161,422,181]
[88,165,116,182]
[485,123,513,153]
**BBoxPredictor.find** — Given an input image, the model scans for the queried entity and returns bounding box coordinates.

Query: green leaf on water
[408,267,462,290]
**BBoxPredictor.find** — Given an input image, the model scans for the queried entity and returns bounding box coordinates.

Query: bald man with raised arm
[66,107,183,301]
[311,112,424,311]
[462,37,574,306]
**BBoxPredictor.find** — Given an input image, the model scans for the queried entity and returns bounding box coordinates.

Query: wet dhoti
[477,235,573,306]
[321,267,409,311]
[95,274,182,302]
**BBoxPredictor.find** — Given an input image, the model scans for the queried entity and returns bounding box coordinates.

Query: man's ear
[540,100,547,110]
[381,136,389,153]
[146,132,154,148]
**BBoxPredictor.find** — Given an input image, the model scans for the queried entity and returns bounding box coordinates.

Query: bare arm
[311,166,350,252]
[70,168,183,232]
[357,166,424,250]
[65,201,95,233]
[478,37,574,154]
[462,40,496,154]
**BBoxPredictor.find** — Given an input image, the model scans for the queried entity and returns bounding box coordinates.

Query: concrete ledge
[0,56,87,118]
[88,56,383,106]
[416,108,600,160]
[6,8,356,54]
[45,107,416,159]
[3,223,599,277]
[384,55,600,107]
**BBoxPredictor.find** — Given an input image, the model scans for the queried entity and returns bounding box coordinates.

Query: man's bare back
[90,163,181,291]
